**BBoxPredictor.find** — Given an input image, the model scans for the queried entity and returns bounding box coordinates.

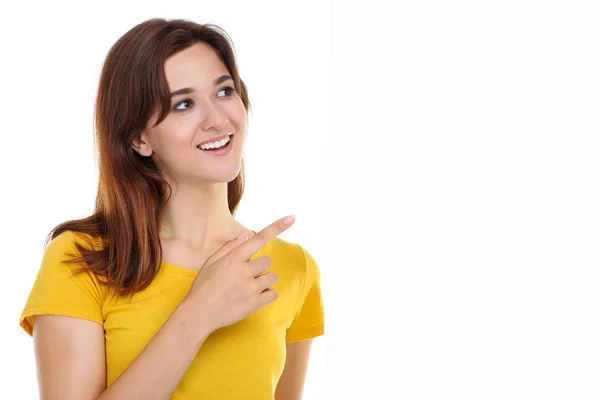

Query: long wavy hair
[47,18,250,297]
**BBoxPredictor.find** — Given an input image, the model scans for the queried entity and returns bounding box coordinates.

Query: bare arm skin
[34,299,212,400]
[274,339,314,400]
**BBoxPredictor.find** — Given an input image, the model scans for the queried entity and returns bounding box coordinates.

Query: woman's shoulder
[41,230,108,282]
[48,230,107,253]
[264,236,319,270]
[266,236,302,255]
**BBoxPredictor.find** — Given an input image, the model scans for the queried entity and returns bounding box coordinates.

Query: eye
[173,99,194,111]
[172,87,235,112]
[218,86,235,97]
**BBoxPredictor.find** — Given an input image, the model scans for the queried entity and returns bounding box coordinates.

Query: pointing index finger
[234,215,295,261]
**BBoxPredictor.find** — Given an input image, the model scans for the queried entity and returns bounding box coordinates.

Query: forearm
[97,299,213,400]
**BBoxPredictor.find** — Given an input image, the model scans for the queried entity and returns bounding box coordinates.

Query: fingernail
[283,215,295,225]
[236,231,248,240]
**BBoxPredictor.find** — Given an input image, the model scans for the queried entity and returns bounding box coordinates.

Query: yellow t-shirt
[19,230,325,399]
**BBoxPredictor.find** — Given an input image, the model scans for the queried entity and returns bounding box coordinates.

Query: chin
[203,164,242,183]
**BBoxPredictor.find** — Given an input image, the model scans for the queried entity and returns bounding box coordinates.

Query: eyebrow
[170,75,233,97]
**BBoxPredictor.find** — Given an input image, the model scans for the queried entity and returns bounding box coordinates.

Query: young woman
[19,18,324,400]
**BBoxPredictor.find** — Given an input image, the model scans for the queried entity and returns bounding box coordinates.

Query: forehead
[164,42,228,90]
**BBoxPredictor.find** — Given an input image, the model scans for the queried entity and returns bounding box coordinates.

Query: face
[133,42,247,185]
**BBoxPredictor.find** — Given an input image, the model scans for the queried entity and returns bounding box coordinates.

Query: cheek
[232,106,248,132]
[156,121,196,148]
[231,96,247,117]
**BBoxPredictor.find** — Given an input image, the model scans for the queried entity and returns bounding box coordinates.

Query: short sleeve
[19,231,105,337]
[286,247,325,343]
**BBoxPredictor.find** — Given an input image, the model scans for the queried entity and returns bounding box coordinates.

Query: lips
[197,132,233,147]
[196,133,233,150]
[196,134,234,156]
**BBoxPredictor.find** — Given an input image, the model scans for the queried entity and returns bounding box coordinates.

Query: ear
[132,131,153,157]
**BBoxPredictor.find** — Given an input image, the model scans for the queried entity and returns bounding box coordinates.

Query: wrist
[171,298,216,347]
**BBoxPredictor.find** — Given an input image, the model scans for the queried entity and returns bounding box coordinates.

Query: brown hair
[47,18,250,297]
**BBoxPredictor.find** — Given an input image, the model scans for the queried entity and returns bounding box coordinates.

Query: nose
[200,101,229,131]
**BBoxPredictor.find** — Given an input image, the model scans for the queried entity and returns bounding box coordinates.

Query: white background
[2,0,600,399]
[0,1,327,398]
[329,1,600,398]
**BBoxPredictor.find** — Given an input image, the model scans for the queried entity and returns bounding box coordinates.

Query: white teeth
[199,135,231,150]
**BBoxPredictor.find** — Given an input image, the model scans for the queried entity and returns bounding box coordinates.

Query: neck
[158,181,241,251]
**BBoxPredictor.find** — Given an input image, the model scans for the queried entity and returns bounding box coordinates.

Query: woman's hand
[184,215,296,332]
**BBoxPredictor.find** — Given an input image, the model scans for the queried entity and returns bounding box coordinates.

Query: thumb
[204,230,248,267]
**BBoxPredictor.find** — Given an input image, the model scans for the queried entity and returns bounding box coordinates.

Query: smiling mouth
[197,134,234,151]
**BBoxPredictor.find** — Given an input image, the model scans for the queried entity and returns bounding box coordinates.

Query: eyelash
[172,86,236,112]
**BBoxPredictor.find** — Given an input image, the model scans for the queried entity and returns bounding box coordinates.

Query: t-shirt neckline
[160,230,267,278]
